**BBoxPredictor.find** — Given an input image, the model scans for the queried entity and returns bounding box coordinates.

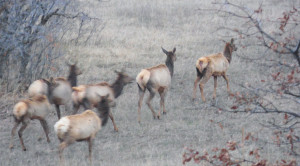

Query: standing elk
[9,95,51,151]
[54,94,110,165]
[136,47,176,122]
[27,78,51,99]
[193,38,237,102]
[71,70,134,132]
[28,60,82,119]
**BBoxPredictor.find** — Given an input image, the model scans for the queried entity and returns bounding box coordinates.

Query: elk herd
[8,39,237,165]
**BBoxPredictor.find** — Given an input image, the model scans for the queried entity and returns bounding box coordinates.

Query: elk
[9,95,51,151]
[71,84,87,111]
[136,47,176,122]
[27,78,51,98]
[54,95,110,165]
[72,70,134,132]
[28,60,82,119]
[192,38,237,102]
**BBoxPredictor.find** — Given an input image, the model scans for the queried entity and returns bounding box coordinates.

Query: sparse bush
[0,0,103,93]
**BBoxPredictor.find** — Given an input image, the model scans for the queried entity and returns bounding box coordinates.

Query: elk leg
[222,74,231,94]
[146,92,156,119]
[59,137,75,166]
[55,104,61,119]
[199,71,212,102]
[213,76,218,100]
[9,120,20,149]
[39,119,50,143]
[59,142,67,166]
[162,91,167,115]
[109,111,118,132]
[193,76,201,100]
[88,137,93,165]
[137,86,145,123]
[18,122,28,151]
[199,84,205,102]
[72,103,80,115]
[158,90,167,118]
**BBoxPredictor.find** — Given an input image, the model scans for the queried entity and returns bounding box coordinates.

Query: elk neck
[68,67,77,87]
[111,77,125,98]
[96,101,110,126]
[165,56,174,77]
[223,43,232,63]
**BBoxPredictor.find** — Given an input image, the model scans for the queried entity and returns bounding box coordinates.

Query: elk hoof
[157,115,160,119]
[23,148,27,151]
[163,112,166,115]
[153,116,156,119]
[114,128,119,132]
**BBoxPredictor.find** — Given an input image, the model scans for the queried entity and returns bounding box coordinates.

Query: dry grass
[1,0,299,165]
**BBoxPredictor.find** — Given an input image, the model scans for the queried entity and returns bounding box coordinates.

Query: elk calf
[9,95,51,151]
[54,95,110,165]
[136,47,176,122]
[72,70,133,132]
[193,38,237,102]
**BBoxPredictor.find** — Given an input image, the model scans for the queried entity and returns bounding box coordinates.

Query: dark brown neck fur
[111,75,125,98]
[96,98,110,126]
[223,43,233,63]
[165,56,174,77]
[68,65,77,87]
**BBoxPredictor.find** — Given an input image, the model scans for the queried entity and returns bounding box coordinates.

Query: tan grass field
[1,0,299,165]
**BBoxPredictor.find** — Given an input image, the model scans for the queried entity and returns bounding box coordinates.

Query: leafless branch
[199,0,300,66]
[284,90,300,98]
[41,8,59,25]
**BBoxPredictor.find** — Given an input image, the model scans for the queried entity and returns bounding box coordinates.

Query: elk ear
[173,47,176,53]
[231,38,234,44]
[114,70,120,74]
[105,94,109,99]
[161,47,169,55]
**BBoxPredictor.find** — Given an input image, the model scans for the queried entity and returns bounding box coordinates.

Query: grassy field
[1,0,299,165]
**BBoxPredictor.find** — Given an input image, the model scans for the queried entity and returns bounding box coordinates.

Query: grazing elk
[54,95,110,165]
[193,38,237,102]
[136,47,176,122]
[9,95,51,151]
[28,60,82,119]
[72,70,134,132]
